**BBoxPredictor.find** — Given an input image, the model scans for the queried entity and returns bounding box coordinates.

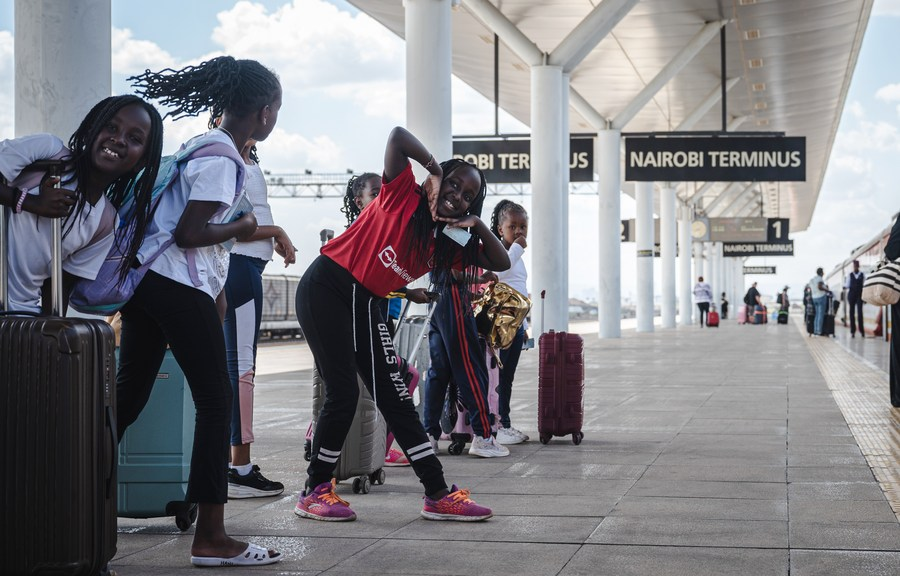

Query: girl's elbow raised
[173,229,198,249]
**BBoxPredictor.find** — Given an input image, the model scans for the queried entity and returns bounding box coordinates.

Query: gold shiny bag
[472,282,531,350]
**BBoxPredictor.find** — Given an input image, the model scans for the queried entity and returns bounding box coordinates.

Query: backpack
[68,136,245,315]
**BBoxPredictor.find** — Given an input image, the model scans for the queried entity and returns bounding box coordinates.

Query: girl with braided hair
[116,56,283,567]
[0,95,163,313]
[489,199,531,445]
[294,126,509,522]
[341,172,381,228]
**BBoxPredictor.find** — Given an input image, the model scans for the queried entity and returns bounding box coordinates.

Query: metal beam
[675,77,741,131]
[711,183,755,217]
[462,0,609,128]
[612,20,728,130]
[702,182,741,215]
[549,0,638,74]
[730,193,761,218]
[686,181,716,205]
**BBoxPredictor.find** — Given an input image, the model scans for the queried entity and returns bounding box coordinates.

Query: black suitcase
[1,182,118,575]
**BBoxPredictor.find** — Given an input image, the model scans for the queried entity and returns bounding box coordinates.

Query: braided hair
[341,173,380,228]
[64,95,164,282]
[129,56,281,122]
[403,159,487,293]
[489,199,527,241]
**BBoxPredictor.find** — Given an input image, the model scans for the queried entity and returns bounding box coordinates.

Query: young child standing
[490,200,530,445]
[223,135,296,499]
[0,95,164,314]
[294,126,509,522]
[117,56,283,567]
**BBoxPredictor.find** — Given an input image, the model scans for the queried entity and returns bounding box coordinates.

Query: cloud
[875,83,900,102]
[873,0,900,17]
[112,28,178,76]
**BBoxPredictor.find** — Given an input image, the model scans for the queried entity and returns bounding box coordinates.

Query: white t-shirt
[0,134,115,313]
[809,274,826,298]
[693,282,713,303]
[147,130,241,299]
[231,162,275,261]
[496,241,529,330]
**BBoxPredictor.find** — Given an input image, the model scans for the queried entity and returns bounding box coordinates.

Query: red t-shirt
[322,163,443,296]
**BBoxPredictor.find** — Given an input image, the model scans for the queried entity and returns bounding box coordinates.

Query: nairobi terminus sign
[625,136,806,182]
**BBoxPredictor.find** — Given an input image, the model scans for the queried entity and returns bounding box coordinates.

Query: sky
[1,0,899,304]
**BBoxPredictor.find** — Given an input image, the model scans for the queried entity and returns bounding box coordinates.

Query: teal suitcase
[117,350,198,530]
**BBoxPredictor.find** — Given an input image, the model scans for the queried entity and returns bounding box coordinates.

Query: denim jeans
[813,296,826,335]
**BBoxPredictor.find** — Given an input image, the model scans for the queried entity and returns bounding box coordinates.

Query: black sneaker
[227,465,285,499]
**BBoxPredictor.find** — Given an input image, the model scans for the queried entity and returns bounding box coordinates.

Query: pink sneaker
[421,485,492,521]
[384,448,410,467]
[294,480,356,522]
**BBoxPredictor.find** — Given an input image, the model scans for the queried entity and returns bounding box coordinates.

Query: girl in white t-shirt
[221,134,296,499]
[489,200,531,445]
[0,95,164,313]
[118,56,283,568]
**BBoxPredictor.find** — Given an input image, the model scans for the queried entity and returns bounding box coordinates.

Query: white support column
[598,129,622,338]
[678,204,693,325]
[560,74,571,330]
[635,181,654,332]
[709,241,718,312]
[405,0,452,165]
[15,0,111,136]
[531,65,565,332]
[660,185,677,328]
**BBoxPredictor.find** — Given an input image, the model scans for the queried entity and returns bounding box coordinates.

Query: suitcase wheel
[539,434,551,445]
[167,502,198,532]
[572,432,584,445]
[303,439,312,462]
[352,475,371,494]
[448,440,466,455]
[370,468,386,486]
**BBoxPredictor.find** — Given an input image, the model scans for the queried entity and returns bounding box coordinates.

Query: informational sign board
[744,266,777,274]
[707,217,790,244]
[625,136,806,181]
[452,137,594,183]
[723,241,794,257]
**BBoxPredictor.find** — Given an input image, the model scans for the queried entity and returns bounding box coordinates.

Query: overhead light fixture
[752,82,766,92]
[756,119,769,126]
[748,58,764,68]
[739,0,757,5]
[754,101,768,110]
[744,29,761,40]
[479,35,494,44]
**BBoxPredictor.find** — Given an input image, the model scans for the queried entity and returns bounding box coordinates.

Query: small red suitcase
[707,310,720,327]
[537,330,585,445]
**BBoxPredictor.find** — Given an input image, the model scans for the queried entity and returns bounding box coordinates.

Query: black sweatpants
[117,270,232,504]
[295,255,446,495]
[891,304,900,407]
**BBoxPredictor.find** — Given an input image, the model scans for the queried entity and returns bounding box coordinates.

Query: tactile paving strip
[802,322,900,522]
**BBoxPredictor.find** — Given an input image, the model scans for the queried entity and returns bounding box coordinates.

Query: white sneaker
[468,435,510,458]
[428,433,439,453]
[496,427,525,445]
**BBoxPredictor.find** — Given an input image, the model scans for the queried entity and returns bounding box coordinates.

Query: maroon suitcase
[1,169,118,575]
[537,330,585,445]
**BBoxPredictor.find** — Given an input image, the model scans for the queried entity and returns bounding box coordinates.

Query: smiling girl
[0,95,163,313]
[294,126,509,522]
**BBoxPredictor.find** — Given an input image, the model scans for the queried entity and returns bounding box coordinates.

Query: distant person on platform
[844,259,866,338]
[808,267,828,336]
[885,215,900,407]
[692,276,713,327]
[744,282,761,313]
[720,292,729,319]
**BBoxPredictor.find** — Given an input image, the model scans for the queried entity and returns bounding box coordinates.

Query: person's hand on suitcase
[30,175,76,218]
[406,287,436,304]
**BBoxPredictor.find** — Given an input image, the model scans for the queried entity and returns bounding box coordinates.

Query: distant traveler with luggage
[693,276,713,327]
[116,56,284,567]
[777,286,790,324]
[809,267,828,336]
[744,282,761,322]
[222,130,297,499]
[294,126,509,522]
[885,215,900,407]
[844,259,866,338]
[721,292,729,319]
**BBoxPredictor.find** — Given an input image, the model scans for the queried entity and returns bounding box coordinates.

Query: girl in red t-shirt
[294,126,509,522]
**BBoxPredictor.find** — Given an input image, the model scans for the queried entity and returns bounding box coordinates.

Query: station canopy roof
[346,0,874,232]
